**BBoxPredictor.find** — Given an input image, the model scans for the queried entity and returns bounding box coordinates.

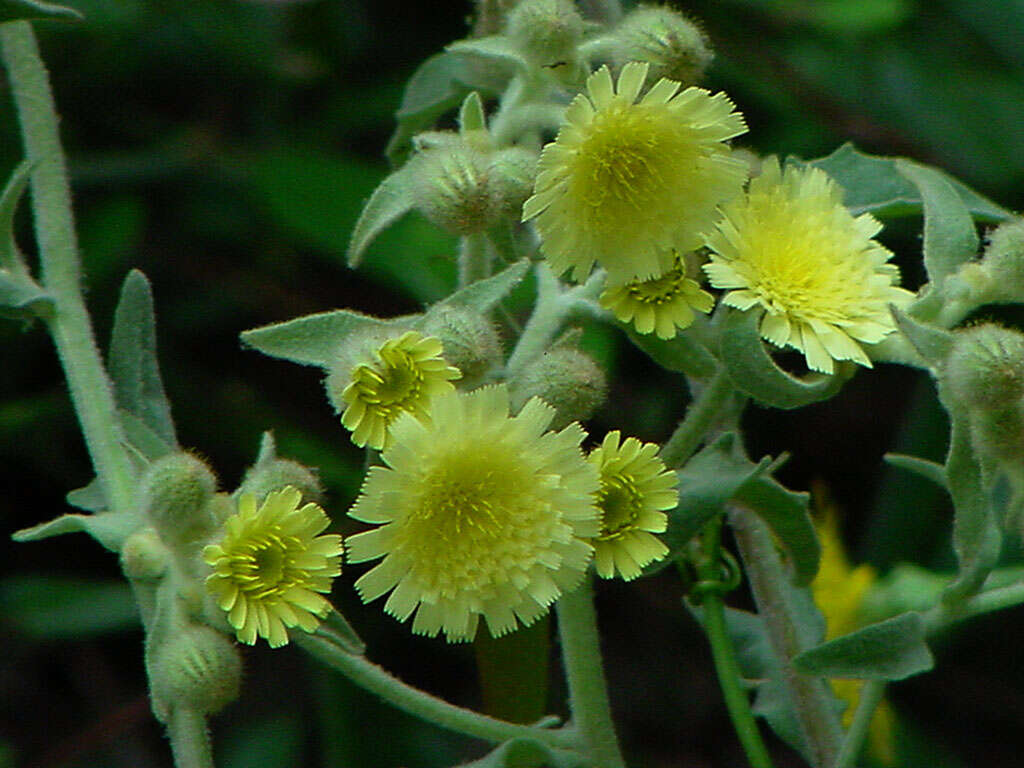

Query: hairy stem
[166,709,214,768]
[1,22,135,512]
[458,232,491,287]
[661,370,737,469]
[556,577,627,768]
[832,680,885,768]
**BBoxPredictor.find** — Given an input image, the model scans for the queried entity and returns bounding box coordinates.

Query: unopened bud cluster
[508,346,608,429]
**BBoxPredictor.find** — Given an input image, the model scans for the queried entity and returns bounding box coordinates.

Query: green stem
[458,232,491,287]
[294,632,578,750]
[924,579,1024,632]
[696,519,774,768]
[660,369,737,469]
[556,576,627,768]
[1,22,135,513]
[505,263,565,376]
[166,708,214,768]
[832,680,885,768]
[729,506,843,768]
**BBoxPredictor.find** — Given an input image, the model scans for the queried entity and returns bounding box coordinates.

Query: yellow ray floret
[703,157,914,374]
[588,430,678,580]
[522,61,747,286]
[204,487,343,648]
[346,385,601,642]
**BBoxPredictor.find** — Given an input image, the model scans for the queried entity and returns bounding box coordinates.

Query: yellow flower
[588,431,677,580]
[704,158,914,374]
[346,385,600,642]
[812,498,897,766]
[522,61,747,285]
[599,252,714,339]
[335,331,462,450]
[203,487,343,648]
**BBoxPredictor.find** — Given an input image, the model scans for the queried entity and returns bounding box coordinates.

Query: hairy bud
[142,453,218,549]
[613,5,712,86]
[421,306,503,385]
[507,0,585,71]
[236,458,324,506]
[120,528,170,581]
[508,347,608,429]
[149,625,242,719]
[488,146,539,221]
[981,219,1024,302]
[413,143,498,235]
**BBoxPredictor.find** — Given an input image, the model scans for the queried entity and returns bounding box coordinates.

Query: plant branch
[832,680,885,768]
[660,369,737,469]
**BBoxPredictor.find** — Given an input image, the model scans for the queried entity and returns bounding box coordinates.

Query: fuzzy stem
[458,232,491,287]
[166,708,214,768]
[0,22,135,513]
[729,506,843,768]
[832,680,885,768]
[556,577,627,768]
[505,263,565,376]
[294,632,579,750]
[660,370,737,469]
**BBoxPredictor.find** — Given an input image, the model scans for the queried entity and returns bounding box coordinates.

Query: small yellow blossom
[203,487,343,648]
[338,331,462,450]
[599,253,714,339]
[346,385,600,642]
[588,431,677,580]
[813,498,897,766]
[522,61,747,285]
[704,157,914,374]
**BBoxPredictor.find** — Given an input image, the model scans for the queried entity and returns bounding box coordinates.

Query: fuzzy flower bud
[120,528,170,581]
[413,142,499,235]
[507,0,584,71]
[149,625,242,720]
[613,5,713,87]
[142,452,218,549]
[981,219,1024,302]
[421,306,503,385]
[488,146,539,221]
[508,347,608,429]
[236,458,323,506]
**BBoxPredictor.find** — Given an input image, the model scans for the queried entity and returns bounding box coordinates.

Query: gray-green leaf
[890,307,953,366]
[13,509,141,552]
[794,612,934,680]
[0,160,31,273]
[736,473,820,586]
[347,161,418,267]
[624,325,718,380]
[241,309,400,368]
[884,453,948,490]
[0,270,54,320]
[427,259,529,316]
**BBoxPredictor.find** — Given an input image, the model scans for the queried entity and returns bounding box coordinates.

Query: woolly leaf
[241,309,400,368]
[13,509,141,552]
[346,162,418,267]
[0,160,31,273]
[737,473,820,586]
[428,259,529,316]
[795,612,934,680]
[884,453,948,490]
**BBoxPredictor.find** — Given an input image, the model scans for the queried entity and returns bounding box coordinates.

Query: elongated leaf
[884,453,948,490]
[896,160,980,288]
[118,409,174,461]
[66,476,107,512]
[794,612,933,680]
[13,509,141,552]
[891,307,953,367]
[0,160,31,272]
[625,325,718,380]
[736,474,819,586]
[447,35,528,70]
[720,309,848,409]
[0,577,138,639]
[808,143,1012,222]
[107,270,177,447]
[241,309,400,368]
[0,0,82,22]
[347,162,418,267]
[429,259,529,315]
[0,271,54,320]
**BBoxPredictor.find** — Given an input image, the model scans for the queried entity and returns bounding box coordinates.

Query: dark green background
[1,1,1022,766]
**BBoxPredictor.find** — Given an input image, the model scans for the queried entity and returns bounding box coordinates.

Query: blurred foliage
[1,0,1023,766]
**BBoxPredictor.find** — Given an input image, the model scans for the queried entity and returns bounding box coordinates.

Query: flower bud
[508,347,608,429]
[488,146,538,221]
[613,5,712,86]
[507,0,585,70]
[420,306,503,385]
[236,458,324,506]
[413,142,498,235]
[120,527,170,581]
[981,218,1024,302]
[142,453,218,549]
[149,625,242,719]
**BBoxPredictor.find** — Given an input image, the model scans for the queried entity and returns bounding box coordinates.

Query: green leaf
[0,0,82,22]
[385,51,511,166]
[884,453,949,490]
[890,307,953,367]
[736,472,820,586]
[429,259,529,316]
[807,143,1012,223]
[241,309,400,368]
[456,737,584,768]
[346,162,418,267]
[66,476,107,512]
[0,577,138,639]
[896,160,980,288]
[0,270,54,321]
[0,160,32,273]
[107,270,177,448]
[118,409,174,462]
[458,91,487,134]
[624,325,718,380]
[794,612,934,680]
[315,610,366,657]
[13,509,141,552]
[720,309,849,409]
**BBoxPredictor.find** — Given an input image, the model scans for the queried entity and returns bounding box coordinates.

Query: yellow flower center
[350,347,425,417]
[225,531,304,600]
[627,259,687,305]
[596,474,645,539]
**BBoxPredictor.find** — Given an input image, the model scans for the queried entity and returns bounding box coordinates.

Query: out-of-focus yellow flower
[812,495,897,766]
[204,487,343,648]
[704,158,914,374]
[522,61,747,286]
[346,386,600,642]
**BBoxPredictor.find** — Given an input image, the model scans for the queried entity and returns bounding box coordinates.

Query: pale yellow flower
[599,253,714,339]
[346,385,600,642]
[588,431,677,580]
[522,61,747,285]
[704,157,914,374]
[203,487,343,648]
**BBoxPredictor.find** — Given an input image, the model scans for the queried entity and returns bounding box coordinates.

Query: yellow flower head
[588,431,677,580]
[203,487,343,648]
[522,61,748,285]
[334,330,462,450]
[599,252,714,339]
[703,158,915,374]
[346,385,600,642]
